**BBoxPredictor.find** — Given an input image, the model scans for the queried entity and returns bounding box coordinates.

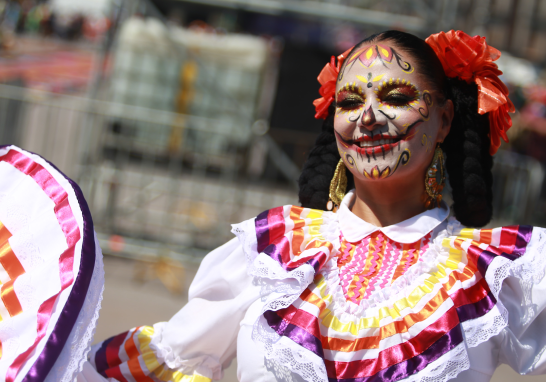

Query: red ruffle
[313,48,353,120]
[425,30,514,155]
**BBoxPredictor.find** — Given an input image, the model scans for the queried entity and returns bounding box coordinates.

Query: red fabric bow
[313,47,353,120]
[425,30,515,155]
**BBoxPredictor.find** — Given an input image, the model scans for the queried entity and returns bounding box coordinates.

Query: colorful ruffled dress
[0,146,103,382]
[81,190,546,382]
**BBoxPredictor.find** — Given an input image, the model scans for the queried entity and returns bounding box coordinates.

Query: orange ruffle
[425,30,514,155]
[313,47,353,120]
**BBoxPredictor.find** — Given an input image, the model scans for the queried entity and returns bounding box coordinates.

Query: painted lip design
[335,131,402,156]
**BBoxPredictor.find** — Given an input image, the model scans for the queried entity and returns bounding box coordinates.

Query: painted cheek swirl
[344,152,357,171]
[418,90,434,121]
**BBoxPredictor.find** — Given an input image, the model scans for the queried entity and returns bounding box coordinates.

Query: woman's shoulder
[231,204,340,272]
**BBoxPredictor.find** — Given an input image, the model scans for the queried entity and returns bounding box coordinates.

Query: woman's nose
[361,106,375,128]
[359,105,386,131]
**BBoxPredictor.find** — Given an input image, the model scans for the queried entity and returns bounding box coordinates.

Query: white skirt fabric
[0,145,103,382]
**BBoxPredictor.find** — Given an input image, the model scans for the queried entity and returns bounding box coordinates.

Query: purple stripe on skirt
[456,291,497,323]
[264,309,463,382]
[264,310,324,358]
[10,151,98,382]
[331,324,464,382]
[478,225,534,275]
[513,225,533,258]
[256,210,271,253]
[477,249,497,277]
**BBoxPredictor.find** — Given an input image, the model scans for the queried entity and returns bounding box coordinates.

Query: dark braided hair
[298,30,493,227]
[298,102,355,209]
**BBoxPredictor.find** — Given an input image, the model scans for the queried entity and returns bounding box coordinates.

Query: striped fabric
[0,221,25,319]
[0,145,97,382]
[255,205,337,273]
[91,326,211,382]
[91,206,533,382]
[256,207,533,382]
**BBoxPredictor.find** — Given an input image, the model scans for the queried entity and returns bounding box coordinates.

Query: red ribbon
[425,30,515,155]
[312,47,353,120]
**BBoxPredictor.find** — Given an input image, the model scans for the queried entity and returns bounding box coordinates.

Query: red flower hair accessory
[313,47,353,120]
[425,30,515,155]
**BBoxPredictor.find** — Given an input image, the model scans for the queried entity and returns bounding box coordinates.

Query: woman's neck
[350,175,427,227]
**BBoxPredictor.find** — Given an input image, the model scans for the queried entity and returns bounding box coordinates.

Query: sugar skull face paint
[334,42,445,182]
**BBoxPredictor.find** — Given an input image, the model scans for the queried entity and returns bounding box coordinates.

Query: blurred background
[0,0,545,381]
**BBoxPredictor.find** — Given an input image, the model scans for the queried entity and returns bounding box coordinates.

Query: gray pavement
[94,256,546,382]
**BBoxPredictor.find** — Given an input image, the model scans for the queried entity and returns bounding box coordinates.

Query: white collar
[337,189,449,244]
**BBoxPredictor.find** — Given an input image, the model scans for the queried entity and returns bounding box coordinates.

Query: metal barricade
[492,150,544,225]
[0,84,298,264]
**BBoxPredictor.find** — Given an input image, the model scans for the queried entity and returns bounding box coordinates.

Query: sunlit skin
[334,42,454,227]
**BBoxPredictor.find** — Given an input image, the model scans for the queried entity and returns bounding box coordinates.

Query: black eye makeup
[375,78,420,108]
[336,83,365,112]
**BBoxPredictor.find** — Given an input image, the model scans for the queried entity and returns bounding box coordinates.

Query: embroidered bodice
[338,231,432,303]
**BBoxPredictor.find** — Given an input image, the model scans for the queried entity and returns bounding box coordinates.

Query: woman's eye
[337,97,364,109]
[377,83,419,107]
[336,86,365,110]
[383,93,412,106]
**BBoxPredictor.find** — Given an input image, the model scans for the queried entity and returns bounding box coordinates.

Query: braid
[442,77,493,227]
[298,103,354,209]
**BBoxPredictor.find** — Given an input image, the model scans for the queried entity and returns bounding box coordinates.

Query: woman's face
[334,42,450,182]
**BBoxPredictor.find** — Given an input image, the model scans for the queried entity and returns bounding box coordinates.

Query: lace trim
[462,226,546,349]
[45,235,105,382]
[149,323,221,380]
[405,342,470,382]
[252,315,328,382]
[234,213,460,382]
[231,212,340,313]
[231,219,258,269]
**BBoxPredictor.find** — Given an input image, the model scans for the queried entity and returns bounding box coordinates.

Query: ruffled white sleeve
[494,226,546,375]
[88,237,260,382]
[446,223,546,380]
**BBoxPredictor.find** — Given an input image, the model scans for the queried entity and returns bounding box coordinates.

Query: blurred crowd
[0,0,544,226]
[0,0,110,45]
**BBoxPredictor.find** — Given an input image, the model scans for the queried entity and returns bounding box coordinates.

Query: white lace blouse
[81,190,546,382]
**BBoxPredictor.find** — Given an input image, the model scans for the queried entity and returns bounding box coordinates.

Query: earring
[424,146,446,209]
[327,159,348,211]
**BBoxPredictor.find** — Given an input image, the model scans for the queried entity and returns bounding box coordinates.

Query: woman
[2,30,545,382]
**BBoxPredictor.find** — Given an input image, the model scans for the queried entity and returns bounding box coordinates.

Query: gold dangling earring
[327,159,348,212]
[423,145,446,209]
